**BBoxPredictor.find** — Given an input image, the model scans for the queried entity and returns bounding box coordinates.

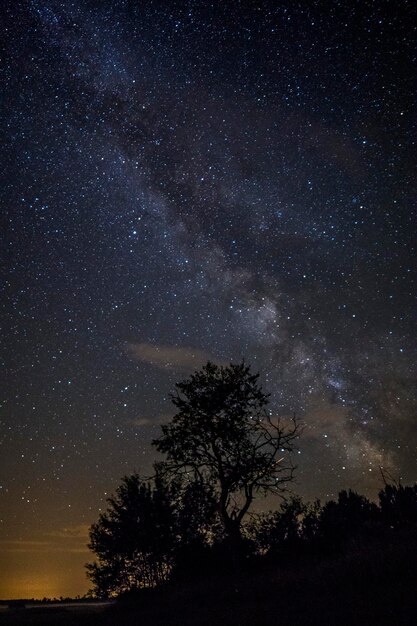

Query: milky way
[1,0,416,598]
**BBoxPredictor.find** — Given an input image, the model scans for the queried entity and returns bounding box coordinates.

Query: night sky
[1,0,416,599]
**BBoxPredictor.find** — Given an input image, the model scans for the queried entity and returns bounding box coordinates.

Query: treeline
[87,472,417,597]
[249,482,417,559]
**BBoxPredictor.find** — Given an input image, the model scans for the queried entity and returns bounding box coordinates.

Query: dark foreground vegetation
[2,521,417,626]
[3,486,417,625]
[3,362,416,624]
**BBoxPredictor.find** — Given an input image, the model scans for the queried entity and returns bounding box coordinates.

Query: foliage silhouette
[171,479,225,580]
[153,361,300,542]
[86,471,417,609]
[379,482,417,528]
[86,473,225,595]
[86,474,177,596]
[250,496,321,559]
[317,489,379,549]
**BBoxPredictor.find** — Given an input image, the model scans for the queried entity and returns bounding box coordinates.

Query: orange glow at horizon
[0,547,91,600]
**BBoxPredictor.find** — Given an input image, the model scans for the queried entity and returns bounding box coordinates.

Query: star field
[1,0,416,598]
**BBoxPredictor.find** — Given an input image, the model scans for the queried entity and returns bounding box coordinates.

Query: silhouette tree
[249,497,322,559]
[86,474,177,597]
[318,489,379,551]
[251,496,306,556]
[379,483,417,528]
[172,480,224,580]
[175,479,221,547]
[153,361,300,544]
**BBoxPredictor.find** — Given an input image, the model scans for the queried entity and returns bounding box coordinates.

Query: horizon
[0,476,407,600]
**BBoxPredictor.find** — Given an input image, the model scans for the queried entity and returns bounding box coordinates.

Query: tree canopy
[153,361,300,540]
[86,474,177,596]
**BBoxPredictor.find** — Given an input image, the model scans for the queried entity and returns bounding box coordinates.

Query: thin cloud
[129,414,170,428]
[0,534,90,554]
[49,524,90,539]
[126,342,222,371]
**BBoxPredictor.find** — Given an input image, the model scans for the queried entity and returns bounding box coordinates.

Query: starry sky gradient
[1,0,416,598]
